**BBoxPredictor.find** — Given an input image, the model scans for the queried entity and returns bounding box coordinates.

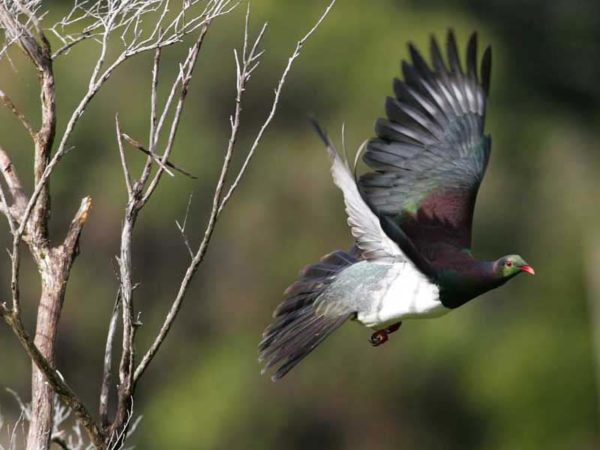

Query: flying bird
[259,30,534,381]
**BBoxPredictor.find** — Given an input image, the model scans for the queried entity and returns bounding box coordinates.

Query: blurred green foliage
[0,0,599,449]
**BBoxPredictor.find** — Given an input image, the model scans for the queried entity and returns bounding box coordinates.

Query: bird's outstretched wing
[359,31,492,259]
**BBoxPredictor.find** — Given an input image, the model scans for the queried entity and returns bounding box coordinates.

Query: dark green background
[0,0,598,448]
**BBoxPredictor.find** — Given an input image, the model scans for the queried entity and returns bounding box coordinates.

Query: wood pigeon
[259,30,534,381]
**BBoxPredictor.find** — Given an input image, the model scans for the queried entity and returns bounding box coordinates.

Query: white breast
[356,262,447,329]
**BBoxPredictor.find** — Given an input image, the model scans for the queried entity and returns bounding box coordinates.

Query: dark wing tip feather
[446,29,463,74]
[466,32,478,80]
[401,60,424,91]
[429,34,446,73]
[481,46,492,95]
[309,117,331,148]
[408,42,432,80]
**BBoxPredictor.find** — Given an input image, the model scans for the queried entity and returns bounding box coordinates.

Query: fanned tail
[259,249,358,381]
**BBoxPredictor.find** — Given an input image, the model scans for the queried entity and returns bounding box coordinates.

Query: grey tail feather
[258,249,358,381]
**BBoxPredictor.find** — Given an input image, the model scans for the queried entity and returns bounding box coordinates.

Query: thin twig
[0,4,47,69]
[218,0,337,214]
[0,146,26,208]
[0,147,26,234]
[62,196,93,259]
[6,387,31,421]
[175,193,195,259]
[140,23,210,205]
[115,115,133,197]
[149,46,161,154]
[122,133,196,179]
[0,183,15,234]
[99,292,121,429]
[51,31,90,59]
[113,212,136,439]
[0,89,35,139]
[122,133,173,177]
[0,147,25,316]
[107,398,137,450]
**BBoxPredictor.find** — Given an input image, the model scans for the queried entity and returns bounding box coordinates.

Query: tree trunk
[26,252,67,450]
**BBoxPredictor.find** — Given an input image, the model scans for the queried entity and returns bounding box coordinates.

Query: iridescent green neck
[437,261,505,308]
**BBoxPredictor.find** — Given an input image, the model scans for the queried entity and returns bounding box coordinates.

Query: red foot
[370,330,389,346]
[369,322,402,347]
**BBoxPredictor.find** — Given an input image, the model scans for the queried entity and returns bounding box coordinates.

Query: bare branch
[0,3,48,69]
[99,292,121,429]
[8,241,21,317]
[51,31,90,59]
[0,0,57,256]
[0,182,16,234]
[122,133,197,179]
[153,58,185,146]
[133,0,336,383]
[132,13,262,380]
[149,46,161,153]
[140,24,210,205]
[15,0,235,248]
[115,115,133,197]
[50,0,234,60]
[175,193,195,259]
[108,3,236,443]
[0,146,27,213]
[63,196,93,256]
[6,387,31,422]
[122,133,174,177]
[30,51,56,246]
[0,147,26,316]
[113,213,136,438]
[107,398,139,450]
[218,0,336,213]
[0,89,35,139]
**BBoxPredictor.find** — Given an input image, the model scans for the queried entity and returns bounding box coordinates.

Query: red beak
[519,265,535,275]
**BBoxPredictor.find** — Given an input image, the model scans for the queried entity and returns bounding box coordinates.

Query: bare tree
[0,0,336,448]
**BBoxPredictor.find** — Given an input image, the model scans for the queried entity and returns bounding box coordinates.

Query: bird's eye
[505,260,513,268]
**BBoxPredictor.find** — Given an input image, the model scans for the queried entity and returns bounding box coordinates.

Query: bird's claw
[369,322,402,347]
[370,330,388,346]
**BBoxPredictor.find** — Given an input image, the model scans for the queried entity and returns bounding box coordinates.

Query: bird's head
[495,255,535,279]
